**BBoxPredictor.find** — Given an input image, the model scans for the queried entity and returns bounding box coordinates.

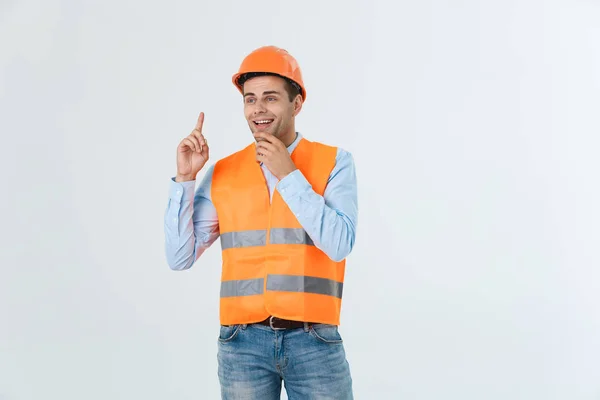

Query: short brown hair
[238,72,301,102]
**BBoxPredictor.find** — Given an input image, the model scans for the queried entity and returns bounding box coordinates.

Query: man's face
[243,75,301,142]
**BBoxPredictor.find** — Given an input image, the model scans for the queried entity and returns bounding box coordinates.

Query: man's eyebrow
[244,90,281,97]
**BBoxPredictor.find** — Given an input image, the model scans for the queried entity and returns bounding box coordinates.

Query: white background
[1,0,599,399]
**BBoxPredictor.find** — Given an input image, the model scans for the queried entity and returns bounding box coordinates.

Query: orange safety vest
[211,137,346,326]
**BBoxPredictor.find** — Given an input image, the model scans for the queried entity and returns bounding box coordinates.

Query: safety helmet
[232,46,306,101]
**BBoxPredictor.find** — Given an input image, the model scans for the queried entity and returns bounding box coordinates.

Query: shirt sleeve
[275,149,358,262]
[164,164,220,270]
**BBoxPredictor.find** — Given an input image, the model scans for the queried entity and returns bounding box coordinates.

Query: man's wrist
[175,174,195,182]
[277,167,298,181]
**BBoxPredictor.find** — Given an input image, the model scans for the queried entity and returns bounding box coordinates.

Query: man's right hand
[176,112,209,182]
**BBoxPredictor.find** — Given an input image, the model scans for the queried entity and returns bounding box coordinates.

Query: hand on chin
[253,130,273,141]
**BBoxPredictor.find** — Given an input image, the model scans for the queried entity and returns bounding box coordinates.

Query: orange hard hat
[232,46,306,101]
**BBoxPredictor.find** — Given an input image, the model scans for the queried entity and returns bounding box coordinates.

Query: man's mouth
[253,119,274,129]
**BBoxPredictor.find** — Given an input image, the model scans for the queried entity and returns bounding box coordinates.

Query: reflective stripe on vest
[220,275,343,299]
[220,230,266,249]
[220,278,264,297]
[266,274,343,298]
[220,228,314,250]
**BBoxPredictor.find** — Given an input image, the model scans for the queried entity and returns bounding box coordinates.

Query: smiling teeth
[256,120,273,124]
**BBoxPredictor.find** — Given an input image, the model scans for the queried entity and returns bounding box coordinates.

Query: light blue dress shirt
[164,132,358,270]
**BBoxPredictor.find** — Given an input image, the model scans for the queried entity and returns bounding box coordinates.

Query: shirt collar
[287,131,302,153]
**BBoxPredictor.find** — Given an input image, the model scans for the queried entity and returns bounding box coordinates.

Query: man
[164,46,358,399]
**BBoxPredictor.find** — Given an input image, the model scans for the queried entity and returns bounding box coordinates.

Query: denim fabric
[217,323,353,399]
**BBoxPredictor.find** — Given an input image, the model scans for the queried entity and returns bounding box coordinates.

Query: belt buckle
[269,315,286,330]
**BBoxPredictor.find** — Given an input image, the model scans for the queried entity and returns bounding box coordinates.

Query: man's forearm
[164,170,220,270]
[276,169,357,262]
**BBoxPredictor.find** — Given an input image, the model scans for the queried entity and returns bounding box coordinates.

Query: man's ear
[292,94,303,117]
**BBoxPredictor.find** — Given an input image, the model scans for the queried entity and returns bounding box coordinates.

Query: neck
[280,130,297,148]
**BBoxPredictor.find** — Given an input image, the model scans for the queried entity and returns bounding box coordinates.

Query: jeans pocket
[309,324,343,344]
[218,325,241,343]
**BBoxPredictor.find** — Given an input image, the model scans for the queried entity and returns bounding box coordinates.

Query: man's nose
[253,100,267,113]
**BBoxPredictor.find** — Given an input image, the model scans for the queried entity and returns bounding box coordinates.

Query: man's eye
[267,97,276,101]
[246,98,255,104]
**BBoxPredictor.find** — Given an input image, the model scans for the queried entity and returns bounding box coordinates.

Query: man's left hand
[254,132,297,180]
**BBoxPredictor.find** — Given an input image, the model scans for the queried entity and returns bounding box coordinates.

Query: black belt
[256,316,313,330]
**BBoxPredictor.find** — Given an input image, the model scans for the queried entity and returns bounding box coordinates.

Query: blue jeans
[217,322,353,399]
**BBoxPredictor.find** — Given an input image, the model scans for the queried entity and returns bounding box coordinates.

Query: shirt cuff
[169,177,196,204]
[276,169,311,199]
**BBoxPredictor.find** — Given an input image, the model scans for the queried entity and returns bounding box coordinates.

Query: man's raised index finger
[195,112,205,131]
